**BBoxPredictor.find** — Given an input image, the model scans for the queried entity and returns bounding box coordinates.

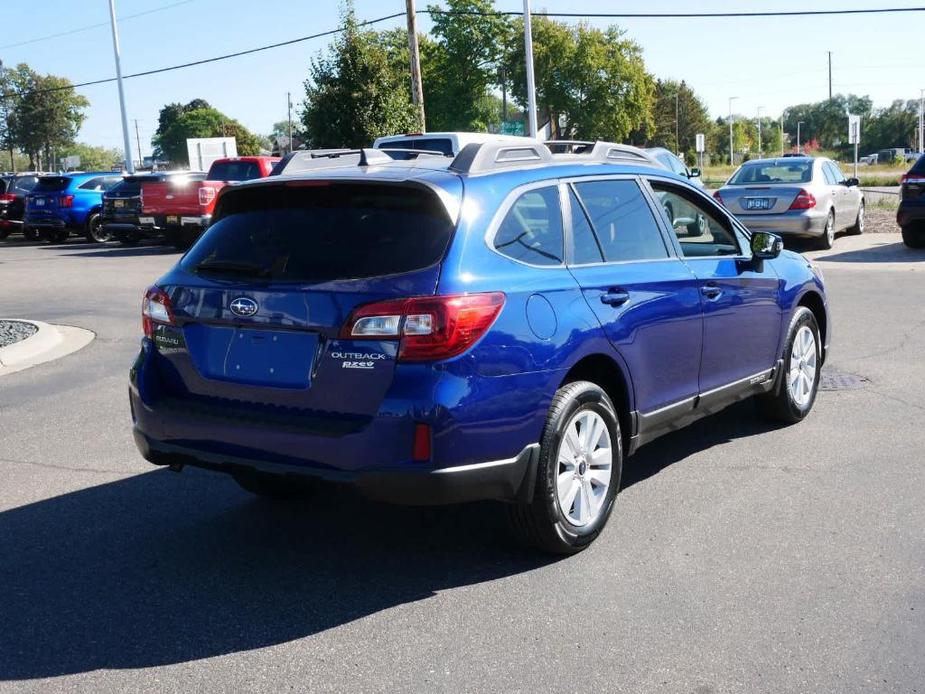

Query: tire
[232,471,315,499]
[759,307,821,424]
[902,226,925,249]
[23,226,38,241]
[0,228,10,240]
[507,381,623,555]
[846,202,864,235]
[687,212,708,237]
[815,210,835,250]
[84,213,110,243]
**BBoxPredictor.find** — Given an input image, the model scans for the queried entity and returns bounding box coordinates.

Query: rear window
[181,183,454,282]
[35,177,71,192]
[108,179,142,196]
[207,161,262,182]
[911,155,925,175]
[728,162,812,185]
[376,138,454,157]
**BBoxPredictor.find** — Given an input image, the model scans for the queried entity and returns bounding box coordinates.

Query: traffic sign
[695,133,705,153]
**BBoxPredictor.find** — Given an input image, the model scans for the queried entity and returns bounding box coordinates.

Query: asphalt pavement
[0,234,923,693]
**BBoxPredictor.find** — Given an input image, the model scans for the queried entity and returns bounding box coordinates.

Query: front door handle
[600,288,630,307]
[701,282,723,300]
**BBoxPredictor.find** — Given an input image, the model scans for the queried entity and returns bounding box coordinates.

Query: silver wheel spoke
[555,407,613,527]
[560,478,580,515]
[589,466,611,489]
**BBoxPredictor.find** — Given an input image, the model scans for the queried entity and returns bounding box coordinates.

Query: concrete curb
[0,320,95,376]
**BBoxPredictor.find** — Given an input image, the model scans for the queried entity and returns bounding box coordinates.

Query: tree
[865,99,920,153]
[301,5,420,148]
[637,79,711,161]
[423,0,511,131]
[502,16,654,141]
[5,64,88,169]
[57,143,123,170]
[152,100,264,164]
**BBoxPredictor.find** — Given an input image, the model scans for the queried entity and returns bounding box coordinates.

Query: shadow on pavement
[812,241,924,264]
[0,467,553,680]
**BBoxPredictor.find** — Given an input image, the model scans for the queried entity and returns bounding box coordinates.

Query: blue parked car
[130,141,831,554]
[24,172,123,243]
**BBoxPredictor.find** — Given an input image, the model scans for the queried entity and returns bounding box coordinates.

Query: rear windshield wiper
[193,259,270,278]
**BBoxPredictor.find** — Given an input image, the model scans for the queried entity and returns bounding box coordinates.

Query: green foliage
[636,79,711,161]
[300,5,420,148]
[152,99,263,164]
[1,63,89,168]
[503,16,654,141]
[57,142,123,171]
[424,0,512,131]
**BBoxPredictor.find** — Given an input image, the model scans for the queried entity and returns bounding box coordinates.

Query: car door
[564,176,703,418]
[646,178,782,394]
[823,160,858,228]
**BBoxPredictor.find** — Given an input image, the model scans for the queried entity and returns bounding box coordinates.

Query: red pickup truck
[140,156,279,249]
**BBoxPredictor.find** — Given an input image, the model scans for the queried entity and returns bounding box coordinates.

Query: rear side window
[181,183,454,282]
[493,186,563,266]
[568,189,604,264]
[208,161,262,181]
[572,179,668,262]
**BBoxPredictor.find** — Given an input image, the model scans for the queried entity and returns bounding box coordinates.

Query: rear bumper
[732,209,829,237]
[133,428,538,505]
[23,215,67,230]
[897,201,925,227]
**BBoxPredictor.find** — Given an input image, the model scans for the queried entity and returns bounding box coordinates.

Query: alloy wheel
[788,325,818,409]
[556,409,613,527]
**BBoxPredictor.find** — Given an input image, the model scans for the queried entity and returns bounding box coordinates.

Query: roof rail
[449,140,553,174]
[269,148,395,176]
[545,140,659,166]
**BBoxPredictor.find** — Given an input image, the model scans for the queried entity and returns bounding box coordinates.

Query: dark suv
[898,155,925,248]
[0,174,42,240]
[102,171,207,245]
[131,141,830,554]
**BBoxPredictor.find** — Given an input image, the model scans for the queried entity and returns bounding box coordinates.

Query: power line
[2,5,923,100]
[0,0,197,50]
[428,6,925,19]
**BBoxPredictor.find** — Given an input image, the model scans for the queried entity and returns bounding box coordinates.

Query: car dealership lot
[1,237,923,692]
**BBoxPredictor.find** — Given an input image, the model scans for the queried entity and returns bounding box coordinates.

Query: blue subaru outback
[130,140,830,554]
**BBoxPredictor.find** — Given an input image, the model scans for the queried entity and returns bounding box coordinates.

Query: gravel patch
[0,320,38,348]
[864,207,899,234]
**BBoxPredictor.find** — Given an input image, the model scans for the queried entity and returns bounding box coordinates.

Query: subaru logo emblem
[229,297,258,317]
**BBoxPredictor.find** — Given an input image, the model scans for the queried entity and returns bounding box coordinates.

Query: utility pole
[674,91,680,153]
[780,114,785,156]
[287,91,293,154]
[919,88,924,154]
[827,51,832,100]
[134,119,142,168]
[523,0,538,138]
[108,0,134,174]
[405,0,426,131]
[756,106,763,157]
[797,121,804,153]
[0,60,14,173]
[728,96,738,166]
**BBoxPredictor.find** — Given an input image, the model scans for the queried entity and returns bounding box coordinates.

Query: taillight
[0,193,15,202]
[788,189,816,210]
[198,186,216,206]
[59,195,74,208]
[142,286,174,339]
[712,191,725,206]
[340,292,505,362]
[901,173,925,184]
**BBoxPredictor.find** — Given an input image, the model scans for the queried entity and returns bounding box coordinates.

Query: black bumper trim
[133,429,539,506]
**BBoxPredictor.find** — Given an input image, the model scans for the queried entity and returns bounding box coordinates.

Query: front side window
[572,179,668,262]
[493,186,563,266]
[650,182,741,258]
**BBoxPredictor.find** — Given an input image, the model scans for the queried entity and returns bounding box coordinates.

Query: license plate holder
[35,198,45,207]
[114,199,125,208]
[166,215,179,224]
[139,216,155,226]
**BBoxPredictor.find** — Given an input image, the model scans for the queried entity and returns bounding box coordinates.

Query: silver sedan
[714,156,865,249]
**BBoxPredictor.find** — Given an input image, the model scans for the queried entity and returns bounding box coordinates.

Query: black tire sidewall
[85,213,107,242]
[536,382,623,552]
[780,308,821,420]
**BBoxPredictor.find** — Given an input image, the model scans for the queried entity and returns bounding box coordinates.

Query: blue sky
[1,0,921,156]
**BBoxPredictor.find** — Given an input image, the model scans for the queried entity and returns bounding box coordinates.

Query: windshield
[728,162,813,185]
[181,183,454,283]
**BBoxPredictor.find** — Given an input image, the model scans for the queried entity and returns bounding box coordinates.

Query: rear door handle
[701,282,722,300]
[600,288,630,307]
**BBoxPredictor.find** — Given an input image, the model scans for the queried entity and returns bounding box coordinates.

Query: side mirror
[688,167,701,178]
[844,177,859,187]
[751,231,783,259]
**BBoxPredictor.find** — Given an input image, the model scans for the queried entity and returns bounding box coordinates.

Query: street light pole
[523,0,538,138]
[919,88,924,154]
[287,91,292,155]
[728,96,738,166]
[107,0,134,174]
[756,106,763,157]
[797,121,804,153]
[780,114,785,156]
[675,91,680,153]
